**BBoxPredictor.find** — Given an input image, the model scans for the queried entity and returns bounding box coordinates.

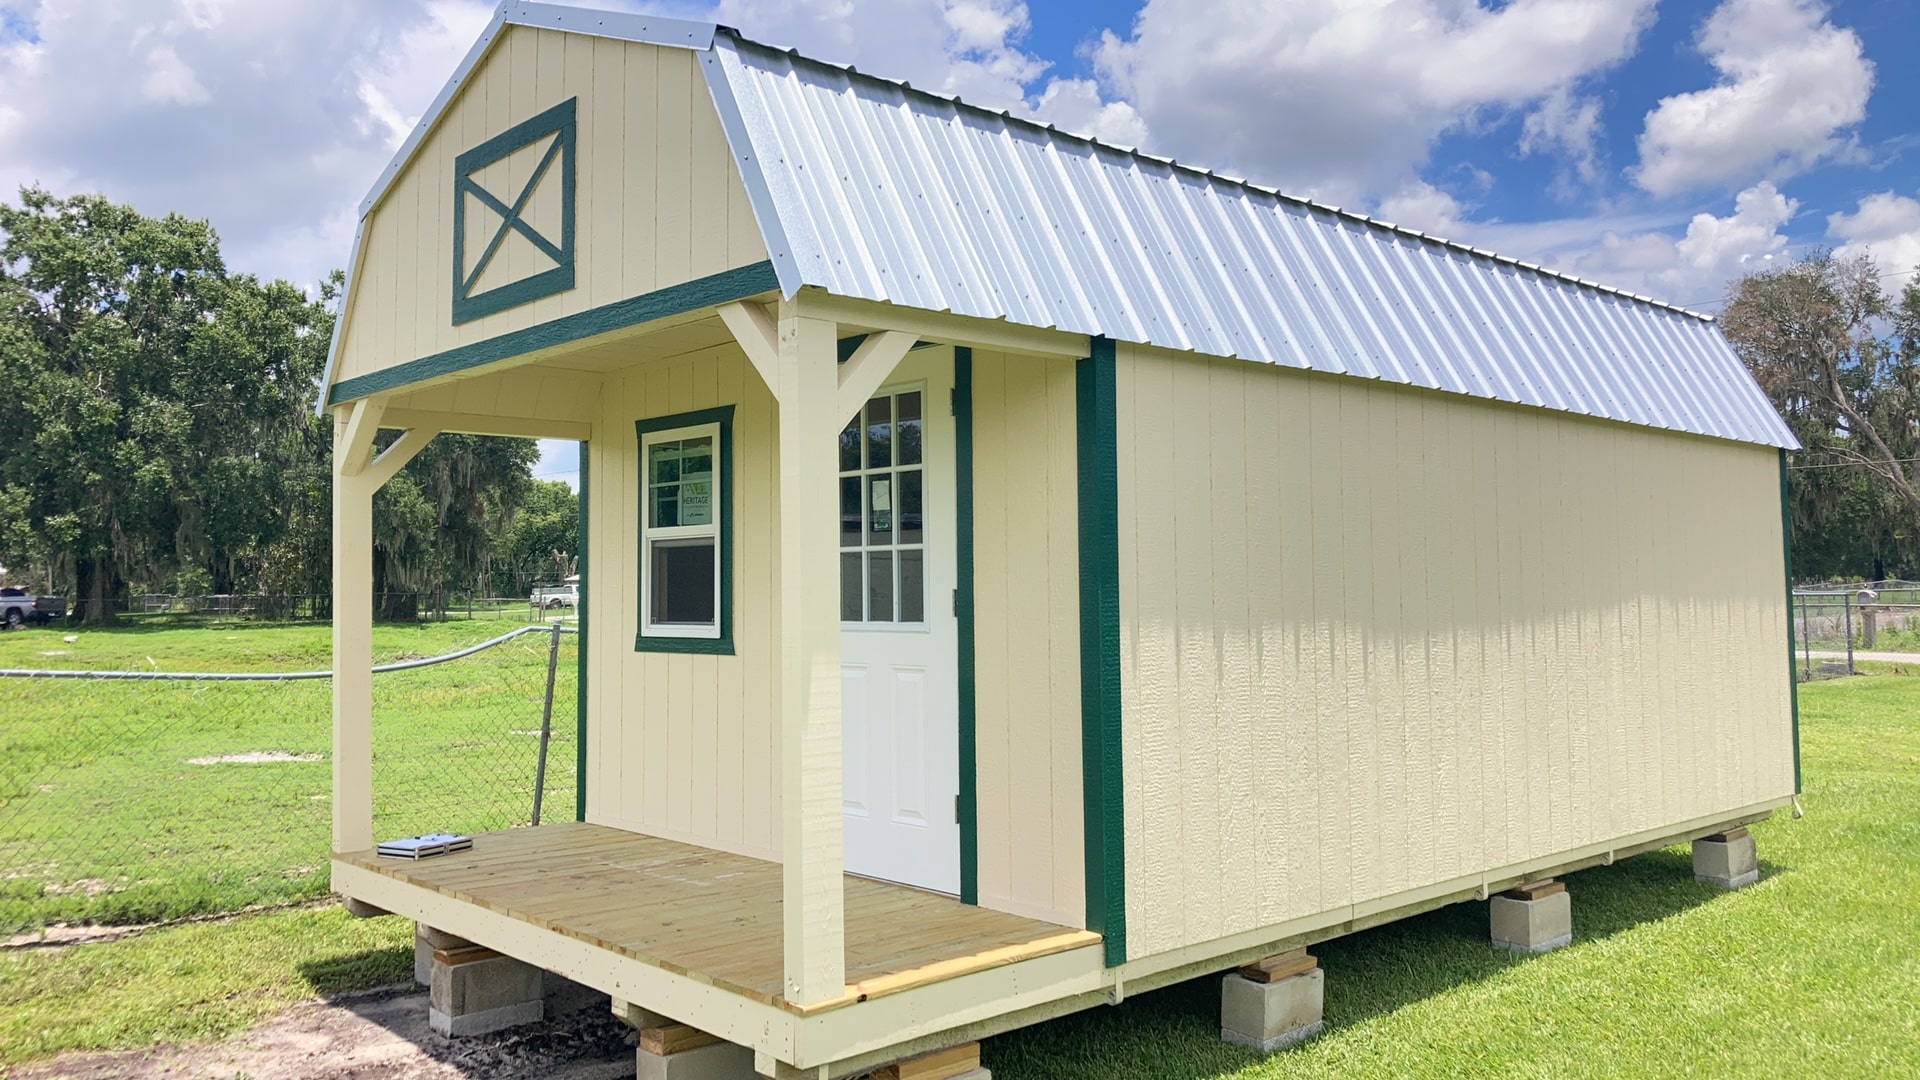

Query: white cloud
[1028,78,1145,149]
[1519,88,1603,193]
[1555,181,1798,307]
[0,0,495,287]
[1828,192,1920,278]
[1092,0,1655,207]
[1376,181,1471,239]
[1632,0,1872,198]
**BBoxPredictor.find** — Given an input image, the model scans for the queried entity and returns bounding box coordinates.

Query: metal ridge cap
[502,2,716,49]
[713,27,1719,325]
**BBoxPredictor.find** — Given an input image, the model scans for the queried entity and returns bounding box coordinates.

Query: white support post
[332,400,434,856]
[774,300,848,1007]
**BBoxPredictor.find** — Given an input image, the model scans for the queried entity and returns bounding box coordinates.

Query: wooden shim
[433,945,502,966]
[871,1043,980,1080]
[1237,948,1317,984]
[1500,879,1566,902]
[1705,827,1750,843]
[638,1024,724,1057]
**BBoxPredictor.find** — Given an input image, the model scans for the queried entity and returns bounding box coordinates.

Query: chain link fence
[64,589,575,624]
[0,626,576,932]
[1793,580,1920,680]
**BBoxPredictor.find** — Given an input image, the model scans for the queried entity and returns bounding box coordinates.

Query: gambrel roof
[326,1,1798,450]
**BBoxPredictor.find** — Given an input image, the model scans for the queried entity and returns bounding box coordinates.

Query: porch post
[332,400,381,855]
[332,401,438,856]
[774,301,847,1006]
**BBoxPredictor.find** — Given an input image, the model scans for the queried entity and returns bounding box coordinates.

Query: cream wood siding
[585,343,781,859]
[1113,342,1794,961]
[970,350,1085,928]
[333,29,767,388]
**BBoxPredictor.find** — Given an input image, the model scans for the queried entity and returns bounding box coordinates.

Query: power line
[1788,455,1920,471]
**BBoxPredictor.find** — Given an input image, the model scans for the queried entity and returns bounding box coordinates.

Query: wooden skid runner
[337,822,1099,1014]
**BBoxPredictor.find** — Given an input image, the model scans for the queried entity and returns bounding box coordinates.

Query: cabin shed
[321,3,1800,1075]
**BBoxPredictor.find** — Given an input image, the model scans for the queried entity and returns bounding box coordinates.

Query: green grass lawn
[0,620,576,931]
[0,674,1913,1076]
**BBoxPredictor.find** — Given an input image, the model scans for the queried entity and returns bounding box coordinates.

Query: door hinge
[955,794,961,825]
[952,588,959,617]
[949,387,957,415]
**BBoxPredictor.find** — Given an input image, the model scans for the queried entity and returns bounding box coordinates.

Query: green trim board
[1780,449,1800,794]
[576,441,590,823]
[453,98,578,325]
[1076,337,1126,967]
[328,261,779,406]
[634,406,736,656]
[953,347,978,906]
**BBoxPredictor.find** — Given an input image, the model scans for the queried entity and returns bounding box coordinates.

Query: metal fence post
[1799,592,1811,681]
[1844,593,1855,674]
[531,621,562,826]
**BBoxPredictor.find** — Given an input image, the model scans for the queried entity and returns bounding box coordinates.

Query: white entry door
[840,348,959,895]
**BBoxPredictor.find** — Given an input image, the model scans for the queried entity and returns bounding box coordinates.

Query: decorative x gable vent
[452,98,577,325]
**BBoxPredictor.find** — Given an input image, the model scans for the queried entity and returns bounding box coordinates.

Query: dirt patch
[13,984,638,1079]
[186,751,326,765]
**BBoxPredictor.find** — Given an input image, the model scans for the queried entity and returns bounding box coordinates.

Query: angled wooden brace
[834,331,916,423]
[716,300,781,395]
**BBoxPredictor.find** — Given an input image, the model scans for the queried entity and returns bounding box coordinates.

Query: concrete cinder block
[1490,883,1572,954]
[1220,968,1324,1052]
[414,928,432,987]
[429,948,544,1037]
[418,925,474,951]
[341,896,390,919]
[636,1038,755,1080]
[1693,829,1759,889]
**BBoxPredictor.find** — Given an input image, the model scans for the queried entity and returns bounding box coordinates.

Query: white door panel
[840,349,959,895]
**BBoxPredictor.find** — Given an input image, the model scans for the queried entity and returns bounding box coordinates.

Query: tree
[0,188,333,621]
[372,433,540,618]
[491,479,580,594]
[1721,251,1920,578]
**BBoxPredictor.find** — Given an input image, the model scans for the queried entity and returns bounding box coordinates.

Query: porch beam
[774,298,848,1006]
[716,300,781,393]
[381,407,590,442]
[797,291,1090,360]
[835,330,917,420]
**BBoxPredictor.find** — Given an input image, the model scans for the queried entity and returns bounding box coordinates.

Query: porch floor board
[337,821,1098,1014]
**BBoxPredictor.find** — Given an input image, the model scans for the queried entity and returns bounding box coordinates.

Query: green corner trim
[1780,449,1800,794]
[954,347,979,906]
[576,441,590,822]
[1077,337,1126,967]
[452,98,578,326]
[328,261,779,405]
[633,406,736,657]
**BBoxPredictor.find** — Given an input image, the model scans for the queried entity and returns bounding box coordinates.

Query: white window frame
[640,421,723,640]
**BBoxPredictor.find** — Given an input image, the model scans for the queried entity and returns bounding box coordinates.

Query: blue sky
[3,0,1917,488]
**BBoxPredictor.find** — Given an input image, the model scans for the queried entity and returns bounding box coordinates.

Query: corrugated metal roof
[702,29,1797,450]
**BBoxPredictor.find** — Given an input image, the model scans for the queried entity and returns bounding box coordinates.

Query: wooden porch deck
[337,822,1098,1015]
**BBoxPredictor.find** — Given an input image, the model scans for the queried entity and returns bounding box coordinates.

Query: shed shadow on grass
[984,846,1790,1080]
[296,943,416,999]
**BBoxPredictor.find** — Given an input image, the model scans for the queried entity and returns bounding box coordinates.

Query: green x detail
[452,97,577,325]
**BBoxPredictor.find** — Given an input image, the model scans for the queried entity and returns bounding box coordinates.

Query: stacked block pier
[1221,950,1325,1052]
[1693,827,1760,889]
[1490,880,1572,954]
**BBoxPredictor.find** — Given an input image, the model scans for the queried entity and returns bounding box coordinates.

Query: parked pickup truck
[530,581,579,611]
[0,587,68,628]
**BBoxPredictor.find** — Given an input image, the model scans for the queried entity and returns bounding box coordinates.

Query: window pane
[899,549,924,622]
[899,470,922,544]
[652,490,678,529]
[868,475,892,545]
[867,550,894,622]
[838,417,860,472]
[841,552,863,621]
[840,477,861,547]
[866,397,892,468]
[651,538,715,625]
[653,444,681,483]
[898,392,923,465]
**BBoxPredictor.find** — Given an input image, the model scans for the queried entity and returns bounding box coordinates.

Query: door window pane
[899,471,922,544]
[868,475,892,545]
[841,552,863,621]
[868,551,894,622]
[897,392,923,465]
[899,549,924,623]
[866,397,892,468]
[840,477,861,547]
[839,417,861,472]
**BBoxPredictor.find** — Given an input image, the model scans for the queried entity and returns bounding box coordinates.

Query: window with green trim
[635,407,734,654]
